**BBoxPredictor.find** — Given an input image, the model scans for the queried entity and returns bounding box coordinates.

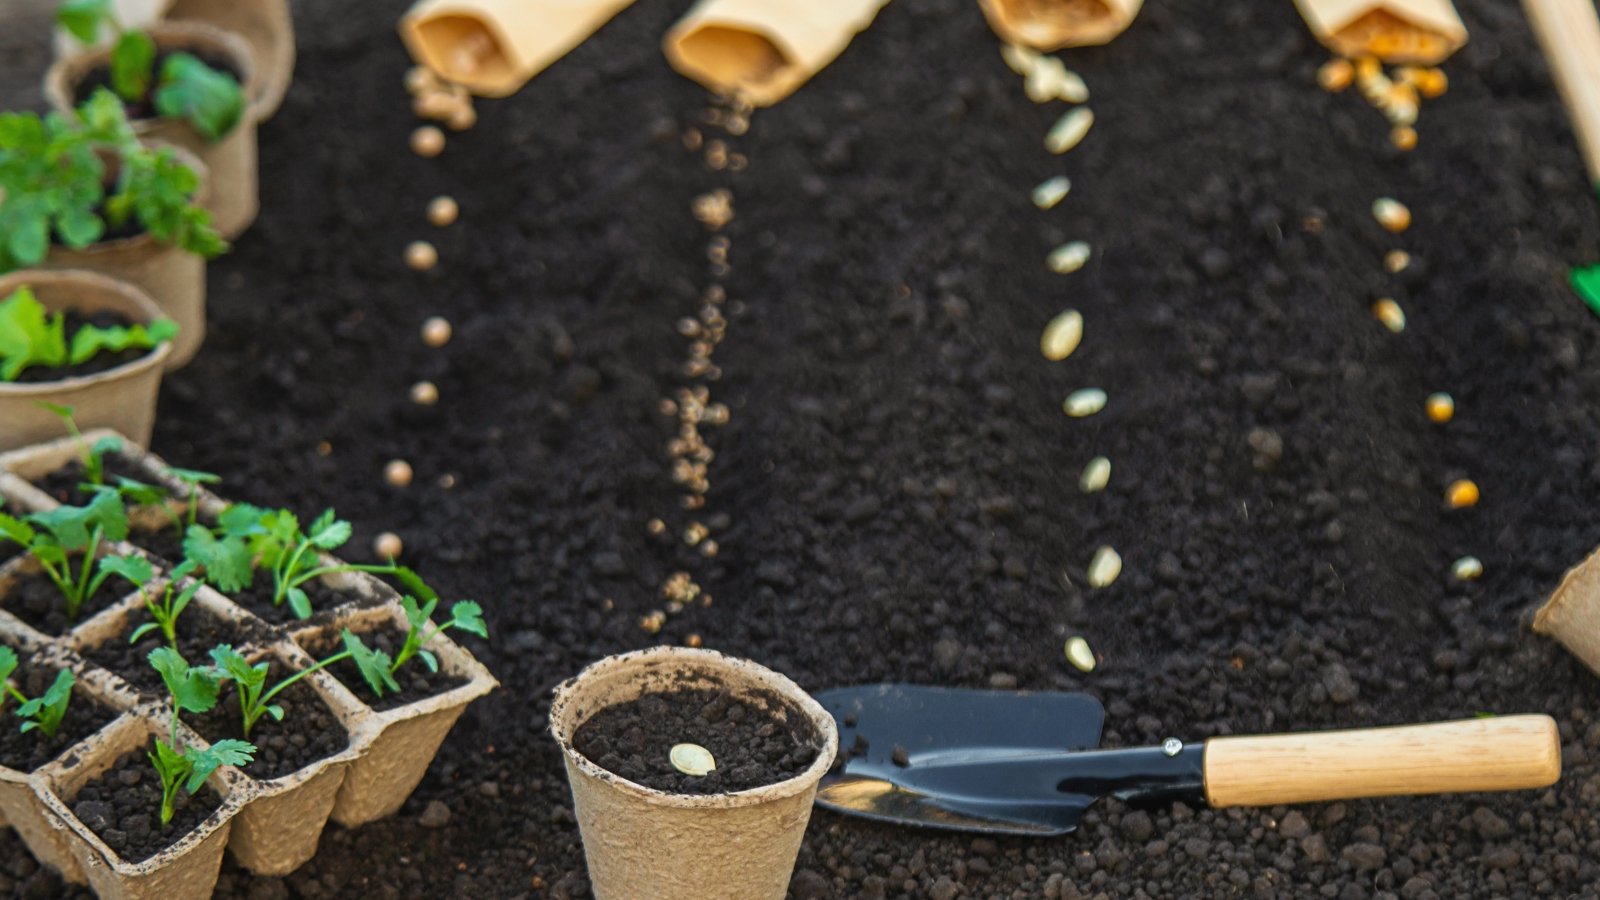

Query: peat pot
[0,271,172,452]
[549,647,838,900]
[46,22,261,240]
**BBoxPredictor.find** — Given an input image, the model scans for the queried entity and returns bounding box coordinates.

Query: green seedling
[58,0,244,141]
[146,647,252,826]
[102,555,200,649]
[342,596,486,699]
[0,490,131,622]
[38,404,123,488]
[108,466,219,535]
[209,643,349,739]
[0,647,76,739]
[0,288,176,381]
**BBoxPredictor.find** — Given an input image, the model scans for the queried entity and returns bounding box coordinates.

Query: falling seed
[384,459,414,488]
[315,441,332,456]
[640,611,666,634]
[1372,197,1411,233]
[1032,176,1071,210]
[1418,68,1448,99]
[446,104,477,131]
[1040,309,1083,361]
[1384,250,1411,273]
[421,316,453,347]
[1001,43,1040,76]
[670,743,716,776]
[410,126,445,158]
[1372,298,1406,333]
[406,241,438,271]
[1024,56,1087,104]
[1317,58,1354,92]
[373,532,403,559]
[1390,126,1418,151]
[1063,388,1107,418]
[1079,456,1111,493]
[410,381,439,406]
[1446,479,1480,509]
[1056,67,1089,104]
[1048,241,1091,274]
[1065,636,1096,672]
[685,633,703,648]
[438,473,457,489]
[1045,107,1094,154]
[1425,392,1454,423]
[405,66,439,95]
[1451,556,1483,581]
[1087,546,1122,588]
[427,196,459,227]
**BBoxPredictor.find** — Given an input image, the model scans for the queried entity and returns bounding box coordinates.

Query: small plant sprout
[147,647,252,826]
[209,644,346,739]
[0,647,76,739]
[0,490,131,622]
[107,466,218,537]
[342,597,487,699]
[38,403,124,487]
[102,555,200,648]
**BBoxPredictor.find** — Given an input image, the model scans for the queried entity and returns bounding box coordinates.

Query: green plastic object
[1574,264,1600,317]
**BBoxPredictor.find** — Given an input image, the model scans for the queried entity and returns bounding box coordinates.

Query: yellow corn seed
[1373,197,1412,233]
[1373,298,1406,333]
[1425,392,1454,423]
[1318,58,1354,92]
[1390,126,1418,151]
[1451,556,1483,580]
[1384,250,1411,273]
[1446,479,1480,509]
[1419,68,1448,98]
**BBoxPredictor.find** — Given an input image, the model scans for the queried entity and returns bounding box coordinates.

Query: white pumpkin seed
[1063,388,1107,418]
[1087,546,1122,588]
[1046,107,1094,154]
[1025,64,1057,103]
[1056,68,1089,103]
[1001,43,1040,76]
[1040,309,1083,360]
[1032,176,1071,210]
[1065,636,1096,672]
[1048,241,1091,274]
[1079,456,1111,493]
[670,743,717,776]
[1373,298,1406,333]
[1451,556,1483,581]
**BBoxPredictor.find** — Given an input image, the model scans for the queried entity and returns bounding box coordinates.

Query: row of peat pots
[0,433,496,899]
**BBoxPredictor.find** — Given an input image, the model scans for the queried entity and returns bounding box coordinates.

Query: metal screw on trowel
[1162,738,1182,757]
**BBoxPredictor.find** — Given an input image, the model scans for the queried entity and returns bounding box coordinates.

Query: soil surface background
[5,0,1600,897]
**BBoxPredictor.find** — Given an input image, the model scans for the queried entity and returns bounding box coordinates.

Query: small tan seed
[405,66,439,95]
[1048,241,1091,274]
[1001,43,1040,76]
[411,126,445,158]
[406,241,439,271]
[1045,107,1094,154]
[685,633,703,648]
[1065,636,1096,672]
[373,532,403,559]
[1087,546,1121,588]
[421,316,452,347]
[1390,126,1418,151]
[1372,197,1411,233]
[1040,309,1083,361]
[1451,556,1483,580]
[446,103,477,131]
[1446,479,1480,509]
[1318,58,1353,92]
[384,459,414,488]
[1384,250,1411,273]
[1425,392,1454,423]
[1079,456,1111,493]
[427,196,459,227]
[410,381,439,405]
[1032,176,1071,210]
[1063,388,1107,418]
[1419,68,1448,98]
[1372,298,1406,333]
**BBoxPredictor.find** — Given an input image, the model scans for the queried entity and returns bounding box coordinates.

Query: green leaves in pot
[0,285,177,381]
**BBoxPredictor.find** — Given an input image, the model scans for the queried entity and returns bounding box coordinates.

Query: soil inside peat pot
[83,604,271,693]
[0,560,125,636]
[300,625,467,713]
[189,660,349,781]
[67,745,223,864]
[124,525,187,567]
[72,50,242,123]
[0,647,118,773]
[228,576,372,626]
[572,687,822,795]
[9,312,150,383]
[32,453,163,508]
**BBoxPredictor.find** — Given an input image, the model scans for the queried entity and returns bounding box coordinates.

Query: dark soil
[31,454,160,508]
[9,0,1600,896]
[82,604,271,694]
[0,649,118,773]
[10,311,151,382]
[73,49,241,123]
[67,745,224,865]
[573,686,820,794]
[189,660,350,782]
[298,624,468,712]
[126,524,187,565]
[0,562,126,636]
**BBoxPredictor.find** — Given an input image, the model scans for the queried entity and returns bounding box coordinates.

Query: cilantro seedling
[37,403,123,488]
[209,643,348,739]
[101,555,200,649]
[0,288,176,382]
[0,647,76,739]
[0,490,130,622]
[146,647,252,826]
[341,597,487,699]
[105,465,218,538]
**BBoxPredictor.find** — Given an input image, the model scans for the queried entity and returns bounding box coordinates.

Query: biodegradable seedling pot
[46,22,261,240]
[977,0,1144,51]
[400,0,639,98]
[548,647,839,900]
[664,0,894,107]
[1291,0,1467,65]
[1535,545,1600,676]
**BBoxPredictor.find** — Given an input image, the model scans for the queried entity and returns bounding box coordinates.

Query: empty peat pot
[549,647,838,900]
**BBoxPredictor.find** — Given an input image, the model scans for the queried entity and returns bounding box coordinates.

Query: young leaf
[0,287,68,381]
[113,476,170,509]
[148,646,219,715]
[418,648,438,673]
[342,630,398,697]
[32,488,129,549]
[57,0,112,44]
[449,601,488,639]
[110,31,157,103]
[17,669,74,737]
[182,525,252,592]
[217,503,269,539]
[208,644,259,685]
[286,585,312,620]
[307,509,352,550]
[401,594,438,632]
[385,565,438,604]
[0,646,17,692]
[153,53,243,142]
[67,318,178,364]
[0,513,36,550]
[166,467,220,487]
[183,738,253,792]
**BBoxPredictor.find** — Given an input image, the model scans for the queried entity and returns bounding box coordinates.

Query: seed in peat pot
[1446,479,1480,509]
[1045,107,1094,154]
[1087,546,1122,588]
[427,196,459,227]
[1065,636,1096,672]
[374,532,403,559]
[1384,250,1412,273]
[1040,309,1083,360]
[405,241,438,271]
[1452,555,1483,580]
[1032,176,1071,210]
[1426,392,1455,423]
[1372,197,1412,232]
[1079,456,1111,493]
[1001,43,1040,76]
[1063,388,1107,418]
[410,381,439,405]
[1048,242,1091,274]
[640,611,665,634]
[1391,126,1418,151]
[421,316,453,347]
[410,126,445,158]
[1318,58,1353,92]
[670,743,717,776]
[384,460,414,488]
[1372,298,1406,333]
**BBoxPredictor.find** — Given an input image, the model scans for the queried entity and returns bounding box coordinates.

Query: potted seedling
[0,91,223,370]
[549,647,838,900]
[52,2,259,239]
[0,272,178,451]
[28,405,133,504]
[101,555,199,649]
[0,487,132,636]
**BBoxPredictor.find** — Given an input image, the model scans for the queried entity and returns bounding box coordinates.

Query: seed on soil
[1318,58,1353,92]
[1001,43,1040,76]
[1450,555,1483,581]
[374,532,403,559]
[422,316,453,347]
[1384,250,1411,273]
[1425,392,1454,423]
[1065,636,1096,672]
[1419,68,1448,98]
[1048,241,1091,274]
[446,104,477,131]
[1372,298,1405,333]
[1045,107,1094,154]
[669,742,716,776]
[640,611,666,634]
[1446,479,1480,509]
[1087,546,1122,588]
[1390,126,1418,151]
[406,241,439,271]
[684,522,708,545]
[1040,309,1083,360]
[1032,176,1071,210]
[405,66,439,95]
[1372,197,1411,233]
[700,540,719,557]
[647,518,666,535]
[411,126,445,158]
[684,633,703,648]
[1079,456,1111,493]
[427,196,459,227]
[1024,56,1088,104]
[385,459,414,487]
[1063,388,1107,418]
[692,189,735,230]
[410,381,439,405]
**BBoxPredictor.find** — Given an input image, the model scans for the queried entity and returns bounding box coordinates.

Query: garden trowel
[814,685,1560,836]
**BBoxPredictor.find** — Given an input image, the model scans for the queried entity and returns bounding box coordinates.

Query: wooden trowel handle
[1202,715,1561,808]
[1523,0,1600,185]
